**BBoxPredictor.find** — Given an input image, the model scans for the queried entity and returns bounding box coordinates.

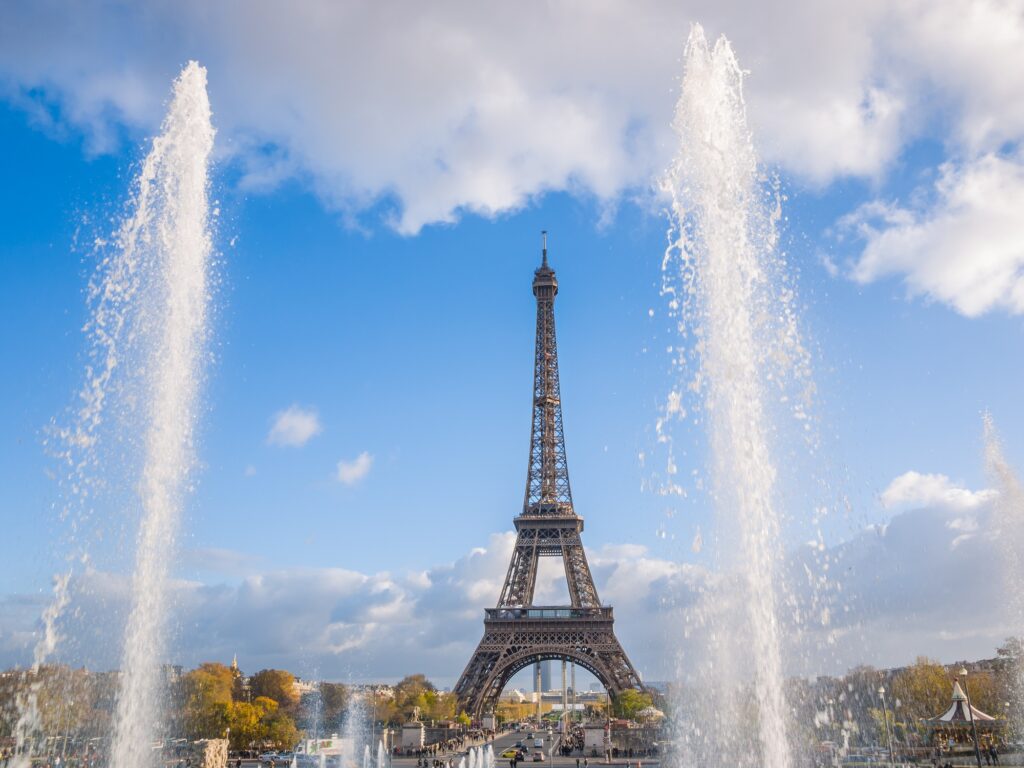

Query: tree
[251,669,300,713]
[320,682,350,727]
[254,696,279,717]
[264,708,301,750]
[228,701,262,751]
[612,689,653,720]
[191,663,236,703]
[456,711,471,727]
[177,663,236,739]
[962,670,1001,717]
[892,656,951,732]
[392,675,438,722]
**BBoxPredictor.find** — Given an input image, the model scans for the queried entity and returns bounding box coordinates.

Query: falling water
[484,745,494,768]
[363,745,372,768]
[378,740,386,768]
[663,24,804,768]
[983,413,1024,726]
[341,692,367,768]
[105,61,215,768]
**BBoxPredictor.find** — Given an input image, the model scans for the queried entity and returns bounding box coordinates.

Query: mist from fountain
[105,60,215,768]
[663,23,811,768]
[983,413,1024,730]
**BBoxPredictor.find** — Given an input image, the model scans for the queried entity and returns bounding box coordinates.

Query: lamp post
[959,668,983,768]
[878,686,895,768]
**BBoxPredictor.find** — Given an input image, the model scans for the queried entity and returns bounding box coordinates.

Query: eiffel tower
[453,234,644,716]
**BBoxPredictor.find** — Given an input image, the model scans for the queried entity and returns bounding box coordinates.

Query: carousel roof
[922,680,998,726]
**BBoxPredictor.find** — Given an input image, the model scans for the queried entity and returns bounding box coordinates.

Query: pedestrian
[236,759,242,768]
[584,758,589,768]
[577,759,580,768]
[990,745,999,765]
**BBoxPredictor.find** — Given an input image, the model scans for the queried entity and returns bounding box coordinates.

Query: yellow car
[501,750,525,760]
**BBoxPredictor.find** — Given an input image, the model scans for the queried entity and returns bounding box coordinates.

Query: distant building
[539,661,551,692]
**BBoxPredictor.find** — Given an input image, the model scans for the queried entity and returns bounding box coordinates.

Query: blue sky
[3,1,1024,685]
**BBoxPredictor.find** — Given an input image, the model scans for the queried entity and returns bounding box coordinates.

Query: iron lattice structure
[454,236,644,717]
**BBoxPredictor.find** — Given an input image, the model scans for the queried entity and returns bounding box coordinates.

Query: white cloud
[336,451,373,486]
[3,1,1024,233]
[880,470,996,511]
[267,404,322,447]
[846,152,1024,316]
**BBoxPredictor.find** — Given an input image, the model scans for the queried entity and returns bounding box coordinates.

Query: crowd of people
[559,729,584,756]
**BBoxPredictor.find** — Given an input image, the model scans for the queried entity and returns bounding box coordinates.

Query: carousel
[921,677,1003,748]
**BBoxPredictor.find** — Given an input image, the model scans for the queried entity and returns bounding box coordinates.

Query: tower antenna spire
[542,230,548,266]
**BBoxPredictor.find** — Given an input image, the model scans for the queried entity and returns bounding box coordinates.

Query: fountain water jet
[106,60,215,768]
[663,24,806,768]
[341,691,368,768]
[983,413,1024,728]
